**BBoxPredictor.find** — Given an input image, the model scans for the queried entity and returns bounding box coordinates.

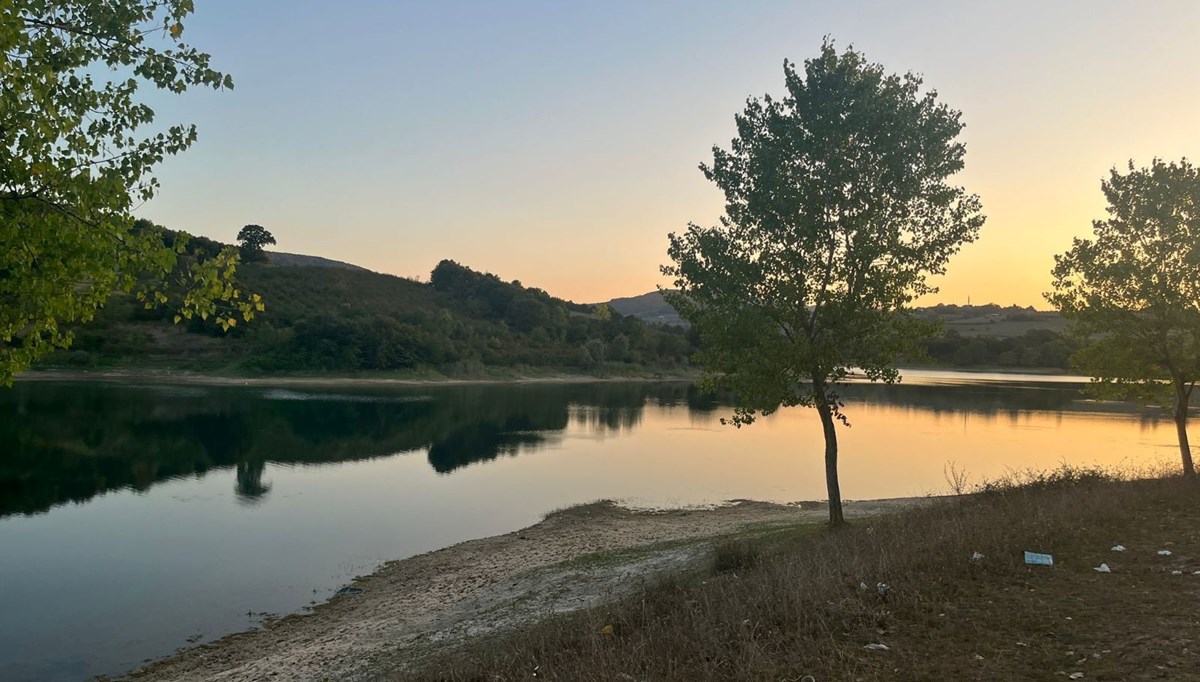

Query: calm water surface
[0,374,1181,681]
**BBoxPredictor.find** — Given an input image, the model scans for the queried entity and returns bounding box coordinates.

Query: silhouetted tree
[1049,158,1200,476]
[237,224,276,263]
[664,41,985,525]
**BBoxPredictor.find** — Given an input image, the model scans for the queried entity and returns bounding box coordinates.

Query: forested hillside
[41,255,697,376]
[40,222,1078,377]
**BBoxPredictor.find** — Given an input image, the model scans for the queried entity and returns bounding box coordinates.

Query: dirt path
[124,499,919,682]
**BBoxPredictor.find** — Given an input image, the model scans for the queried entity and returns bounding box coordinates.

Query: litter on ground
[1024,551,1054,566]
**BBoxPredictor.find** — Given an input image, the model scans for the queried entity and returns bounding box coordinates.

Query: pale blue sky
[141,1,1200,305]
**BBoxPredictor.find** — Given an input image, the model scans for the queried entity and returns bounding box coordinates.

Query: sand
[123,498,920,682]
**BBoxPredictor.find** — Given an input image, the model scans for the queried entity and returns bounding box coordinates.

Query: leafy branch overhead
[0,0,257,384]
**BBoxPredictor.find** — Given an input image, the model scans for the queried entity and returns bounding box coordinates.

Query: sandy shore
[123,498,922,682]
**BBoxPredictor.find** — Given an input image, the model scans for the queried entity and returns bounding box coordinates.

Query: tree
[663,41,985,525]
[237,224,276,263]
[0,1,258,385]
[1048,159,1200,477]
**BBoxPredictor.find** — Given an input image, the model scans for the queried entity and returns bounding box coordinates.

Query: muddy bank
[124,498,924,682]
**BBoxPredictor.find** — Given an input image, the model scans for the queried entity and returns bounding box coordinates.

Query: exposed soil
[122,499,919,682]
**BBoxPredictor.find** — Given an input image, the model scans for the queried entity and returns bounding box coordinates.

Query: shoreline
[123,497,928,682]
[19,365,1086,389]
[17,368,699,388]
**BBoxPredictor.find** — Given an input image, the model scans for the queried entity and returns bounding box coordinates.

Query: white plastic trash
[1158,549,1173,556]
[863,643,890,651]
[1111,545,1126,552]
[971,551,985,561]
[1093,563,1111,573]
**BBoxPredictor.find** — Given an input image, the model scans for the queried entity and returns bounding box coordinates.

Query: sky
[139,0,1200,307]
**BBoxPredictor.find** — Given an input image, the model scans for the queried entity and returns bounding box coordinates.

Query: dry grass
[403,468,1200,681]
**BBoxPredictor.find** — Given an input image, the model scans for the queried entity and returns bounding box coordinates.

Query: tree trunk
[814,392,845,527]
[1174,383,1195,477]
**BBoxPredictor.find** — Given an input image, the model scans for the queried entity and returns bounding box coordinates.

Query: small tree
[663,42,984,525]
[1048,159,1200,476]
[237,224,276,263]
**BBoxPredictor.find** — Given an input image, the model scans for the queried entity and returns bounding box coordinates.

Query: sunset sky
[140,0,1200,308]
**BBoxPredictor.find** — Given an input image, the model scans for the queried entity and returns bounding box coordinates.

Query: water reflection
[0,382,712,517]
[0,377,1181,682]
[0,379,1168,520]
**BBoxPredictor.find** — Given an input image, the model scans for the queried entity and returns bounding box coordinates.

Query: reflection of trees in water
[0,379,1171,518]
[839,381,1167,422]
[235,459,271,503]
[0,382,681,516]
[570,404,643,433]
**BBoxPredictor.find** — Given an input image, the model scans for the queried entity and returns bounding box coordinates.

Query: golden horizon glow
[141,2,1200,308]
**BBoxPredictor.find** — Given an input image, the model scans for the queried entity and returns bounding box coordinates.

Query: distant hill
[264,251,367,271]
[607,290,684,326]
[607,291,1069,336]
[601,291,1077,370]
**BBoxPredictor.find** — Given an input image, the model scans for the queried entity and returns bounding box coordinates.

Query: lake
[0,373,1181,681]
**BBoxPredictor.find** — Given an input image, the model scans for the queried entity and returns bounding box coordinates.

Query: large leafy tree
[237,224,275,263]
[0,0,260,384]
[664,42,985,525]
[1048,159,1200,477]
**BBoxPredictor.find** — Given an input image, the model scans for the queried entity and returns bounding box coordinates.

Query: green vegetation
[664,41,985,525]
[1049,159,1200,476]
[0,1,259,384]
[918,328,1078,369]
[39,256,697,376]
[409,468,1198,681]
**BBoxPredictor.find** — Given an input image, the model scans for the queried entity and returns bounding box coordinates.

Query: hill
[38,224,1077,376]
[606,291,1078,371]
[606,290,684,326]
[264,251,367,271]
[42,252,698,377]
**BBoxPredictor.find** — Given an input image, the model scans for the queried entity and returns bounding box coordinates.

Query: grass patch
[710,539,762,575]
[404,467,1200,681]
